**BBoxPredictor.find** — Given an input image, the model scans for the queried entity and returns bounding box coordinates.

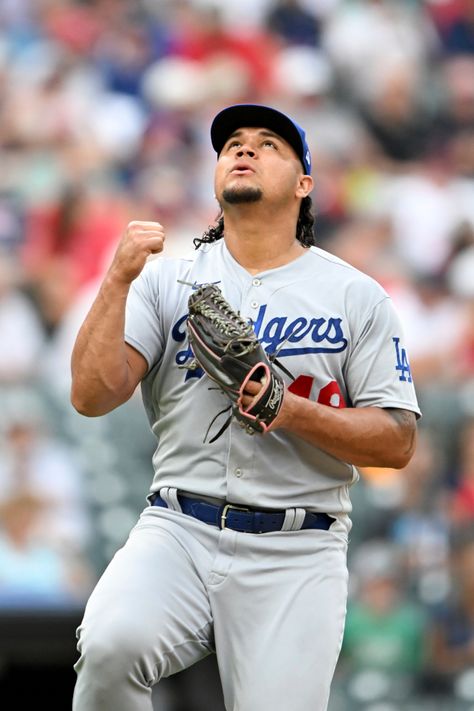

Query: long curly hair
[193,196,316,249]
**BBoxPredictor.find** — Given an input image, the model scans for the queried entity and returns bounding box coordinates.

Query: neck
[222,204,306,275]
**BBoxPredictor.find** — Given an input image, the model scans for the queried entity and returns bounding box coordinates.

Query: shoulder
[141,241,220,277]
[132,242,223,302]
[307,246,382,282]
[136,249,198,288]
[306,246,389,301]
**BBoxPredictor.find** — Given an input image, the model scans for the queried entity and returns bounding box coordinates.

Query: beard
[221,186,263,204]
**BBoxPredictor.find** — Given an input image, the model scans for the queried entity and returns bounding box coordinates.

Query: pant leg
[210,526,349,711]
[73,509,216,711]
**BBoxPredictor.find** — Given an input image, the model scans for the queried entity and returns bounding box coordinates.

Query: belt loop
[159,487,182,513]
[282,508,306,531]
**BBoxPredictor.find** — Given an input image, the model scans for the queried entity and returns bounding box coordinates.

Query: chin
[222,186,263,205]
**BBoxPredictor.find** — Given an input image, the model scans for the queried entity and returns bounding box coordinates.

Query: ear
[295,175,313,199]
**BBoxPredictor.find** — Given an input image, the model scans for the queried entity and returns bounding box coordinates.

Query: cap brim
[211,104,308,173]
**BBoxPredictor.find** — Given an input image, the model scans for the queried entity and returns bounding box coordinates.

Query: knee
[76,618,158,684]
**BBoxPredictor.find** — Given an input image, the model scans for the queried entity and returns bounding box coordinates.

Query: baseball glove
[185,282,293,442]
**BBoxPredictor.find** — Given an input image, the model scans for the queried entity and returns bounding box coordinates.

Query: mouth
[229,163,255,176]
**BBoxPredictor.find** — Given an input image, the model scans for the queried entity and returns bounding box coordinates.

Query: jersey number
[289,376,346,408]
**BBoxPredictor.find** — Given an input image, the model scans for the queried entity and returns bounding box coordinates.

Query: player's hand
[107,220,165,285]
[239,378,264,410]
[240,378,292,431]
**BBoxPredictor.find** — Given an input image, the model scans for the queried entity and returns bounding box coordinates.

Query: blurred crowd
[1,0,474,708]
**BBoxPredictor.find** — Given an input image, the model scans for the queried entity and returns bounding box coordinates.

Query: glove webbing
[182,281,295,442]
[191,285,255,340]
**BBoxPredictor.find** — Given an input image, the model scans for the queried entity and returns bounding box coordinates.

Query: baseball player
[70,104,421,711]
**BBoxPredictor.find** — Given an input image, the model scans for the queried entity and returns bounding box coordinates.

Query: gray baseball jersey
[74,239,421,711]
[124,239,421,516]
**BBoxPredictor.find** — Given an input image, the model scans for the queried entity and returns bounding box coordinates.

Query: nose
[236,145,256,158]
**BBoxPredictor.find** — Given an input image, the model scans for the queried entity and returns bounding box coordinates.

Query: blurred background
[0,0,474,709]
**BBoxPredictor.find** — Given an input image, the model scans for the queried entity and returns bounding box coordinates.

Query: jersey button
[252,278,261,287]
[250,300,258,309]
[234,467,243,477]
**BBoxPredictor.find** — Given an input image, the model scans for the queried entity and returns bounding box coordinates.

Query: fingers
[244,380,262,395]
[240,379,263,409]
[127,220,165,253]
[128,221,164,229]
[108,220,166,284]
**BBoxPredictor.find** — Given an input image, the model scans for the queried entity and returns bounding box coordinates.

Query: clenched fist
[107,221,165,285]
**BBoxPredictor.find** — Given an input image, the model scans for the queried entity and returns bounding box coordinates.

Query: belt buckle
[220,503,249,530]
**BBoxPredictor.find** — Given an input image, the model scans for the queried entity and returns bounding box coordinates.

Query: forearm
[70,274,136,416]
[274,391,416,468]
[71,220,165,416]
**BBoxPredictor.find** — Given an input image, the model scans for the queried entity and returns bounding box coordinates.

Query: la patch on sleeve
[393,337,412,383]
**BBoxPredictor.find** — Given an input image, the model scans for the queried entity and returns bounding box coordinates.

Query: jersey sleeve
[344,296,421,417]
[124,261,164,371]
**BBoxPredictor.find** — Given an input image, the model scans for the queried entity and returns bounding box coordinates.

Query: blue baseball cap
[210,104,312,175]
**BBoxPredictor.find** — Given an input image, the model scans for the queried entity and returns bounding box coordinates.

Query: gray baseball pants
[73,501,349,711]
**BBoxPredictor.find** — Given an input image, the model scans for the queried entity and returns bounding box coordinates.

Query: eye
[227,140,241,150]
[262,140,277,149]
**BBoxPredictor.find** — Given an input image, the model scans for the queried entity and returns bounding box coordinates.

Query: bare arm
[243,383,417,469]
[70,221,165,416]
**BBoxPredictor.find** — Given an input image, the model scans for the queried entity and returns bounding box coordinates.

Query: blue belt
[151,493,334,534]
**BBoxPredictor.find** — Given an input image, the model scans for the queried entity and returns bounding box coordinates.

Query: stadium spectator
[0,491,93,608]
[0,251,46,384]
[0,2,472,707]
[427,526,474,689]
[340,541,427,699]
